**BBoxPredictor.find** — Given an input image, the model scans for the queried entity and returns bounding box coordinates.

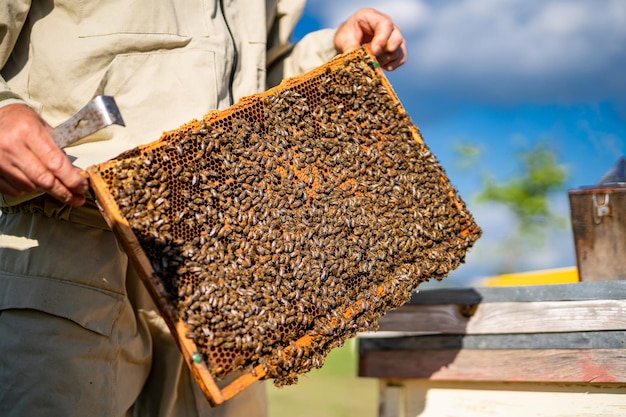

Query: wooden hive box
[568,157,626,282]
[359,281,626,417]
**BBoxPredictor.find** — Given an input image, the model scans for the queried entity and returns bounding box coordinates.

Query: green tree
[456,140,569,273]
[477,142,569,239]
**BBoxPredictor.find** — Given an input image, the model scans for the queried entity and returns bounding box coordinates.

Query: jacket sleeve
[266,0,338,87]
[0,0,32,109]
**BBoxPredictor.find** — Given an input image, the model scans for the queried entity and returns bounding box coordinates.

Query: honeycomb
[87,47,481,403]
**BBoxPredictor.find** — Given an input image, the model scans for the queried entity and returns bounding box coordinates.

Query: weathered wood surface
[406,280,626,305]
[362,282,626,384]
[360,331,626,350]
[378,299,626,334]
[383,380,626,417]
[360,348,626,382]
[569,188,626,282]
[370,282,626,416]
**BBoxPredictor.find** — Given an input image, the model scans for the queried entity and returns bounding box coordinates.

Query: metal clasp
[592,192,611,224]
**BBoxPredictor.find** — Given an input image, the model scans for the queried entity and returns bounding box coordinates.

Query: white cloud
[308,0,626,105]
[314,0,431,32]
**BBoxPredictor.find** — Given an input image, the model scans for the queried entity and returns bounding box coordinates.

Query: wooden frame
[87,45,480,406]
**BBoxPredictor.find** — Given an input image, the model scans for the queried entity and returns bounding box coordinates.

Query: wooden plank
[408,280,626,305]
[398,380,626,417]
[379,383,406,417]
[359,348,626,382]
[378,299,626,334]
[359,331,626,351]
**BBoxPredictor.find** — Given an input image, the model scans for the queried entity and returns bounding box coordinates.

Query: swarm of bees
[94,48,481,388]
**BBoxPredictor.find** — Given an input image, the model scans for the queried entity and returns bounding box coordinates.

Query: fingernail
[78,180,89,194]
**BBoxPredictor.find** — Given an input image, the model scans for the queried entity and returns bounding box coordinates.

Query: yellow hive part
[484,266,579,286]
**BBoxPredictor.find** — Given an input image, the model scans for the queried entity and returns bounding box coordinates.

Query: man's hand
[334,8,407,71]
[0,104,88,206]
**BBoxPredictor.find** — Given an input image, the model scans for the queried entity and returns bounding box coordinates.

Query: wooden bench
[358,280,626,417]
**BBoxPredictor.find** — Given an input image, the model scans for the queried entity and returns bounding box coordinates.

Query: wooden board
[380,380,626,417]
[405,280,626,305]
[360,331,626,350]
[360,282,626,384]
[360,348,626,382]
[377,300,626,334]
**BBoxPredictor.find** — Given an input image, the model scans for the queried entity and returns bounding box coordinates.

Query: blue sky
[296,0,626,286]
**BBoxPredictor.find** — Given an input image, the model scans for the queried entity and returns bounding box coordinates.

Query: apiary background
[87,46,481,405]
[360,280,626,417]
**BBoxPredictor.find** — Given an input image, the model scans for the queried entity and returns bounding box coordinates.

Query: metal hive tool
[87,46,482,405]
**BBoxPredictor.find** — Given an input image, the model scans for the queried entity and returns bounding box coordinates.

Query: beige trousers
[0,201,266,417]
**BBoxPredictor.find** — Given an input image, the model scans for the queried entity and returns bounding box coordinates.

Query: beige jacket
[0,5,337,413]
[0,0,336,197]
